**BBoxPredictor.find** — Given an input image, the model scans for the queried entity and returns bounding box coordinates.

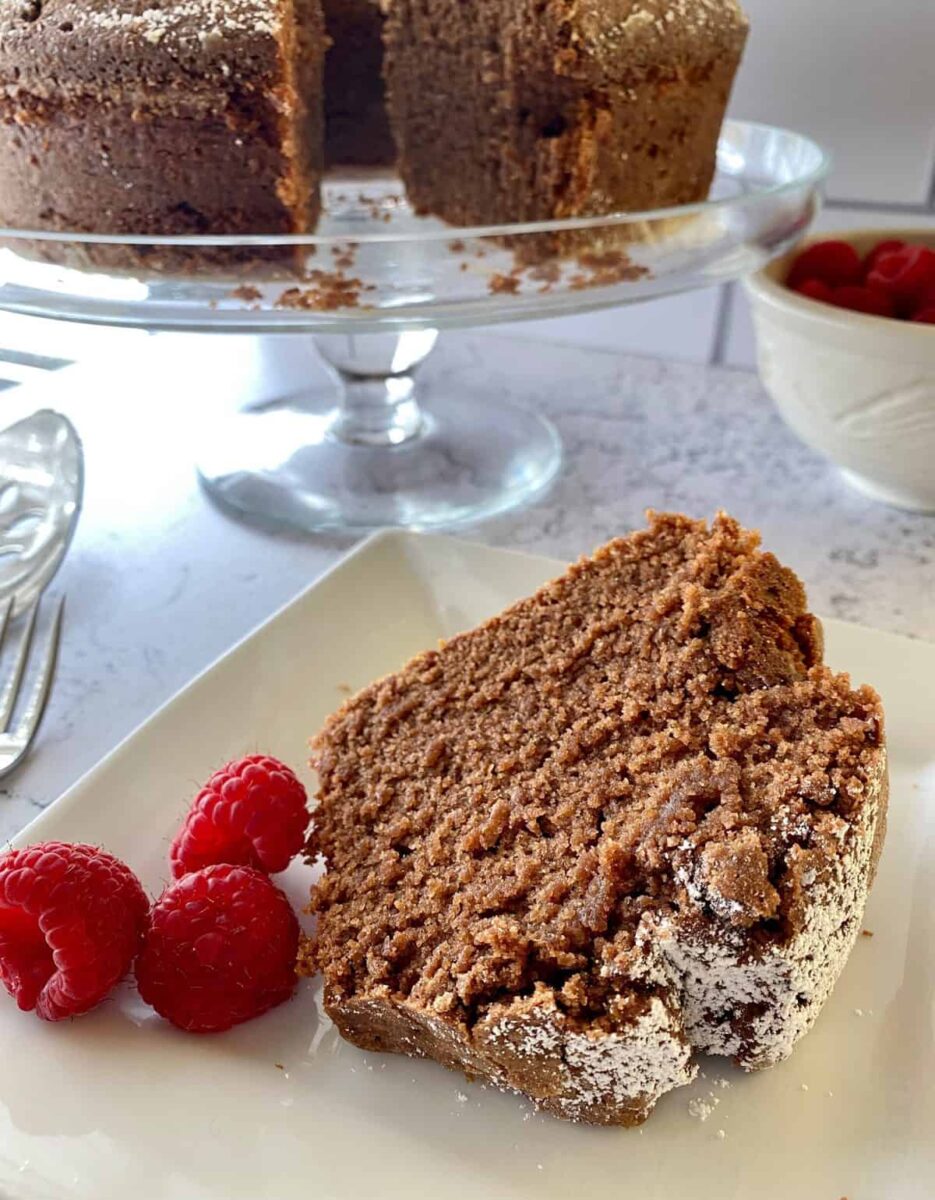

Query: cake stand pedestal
[0,121,827,534]
[197,330,561,530]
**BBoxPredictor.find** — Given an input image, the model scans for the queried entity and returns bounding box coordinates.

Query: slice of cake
[383,0,749,226]
[0,0,326,239]
[301,513,887,1126]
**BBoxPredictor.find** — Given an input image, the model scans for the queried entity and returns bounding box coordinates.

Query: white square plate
[1,532,933,1200]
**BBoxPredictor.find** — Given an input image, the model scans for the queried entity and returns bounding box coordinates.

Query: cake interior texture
[0,0,747,238]
[302,513,887,1126]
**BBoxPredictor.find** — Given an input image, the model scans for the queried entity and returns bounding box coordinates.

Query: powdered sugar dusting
[562,998,696,1116]
[485,993,696,1121]
[654,762,885,1068]
[1,0,280,46]
[688,1096,717,1121]
[576,0,747,71]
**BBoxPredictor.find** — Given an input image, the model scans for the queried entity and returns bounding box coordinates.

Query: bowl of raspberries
[744,231,935,512]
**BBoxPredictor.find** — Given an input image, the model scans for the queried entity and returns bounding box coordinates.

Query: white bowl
[745,229,935,512]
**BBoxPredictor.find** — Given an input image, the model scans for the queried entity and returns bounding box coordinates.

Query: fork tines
[0,594,65,779]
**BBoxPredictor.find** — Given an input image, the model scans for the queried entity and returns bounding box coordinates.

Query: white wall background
[2,0,935,386]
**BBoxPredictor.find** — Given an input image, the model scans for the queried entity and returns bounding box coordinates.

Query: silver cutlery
[0,409,82,615]
[0,594,65,780]
[0,408,82,777]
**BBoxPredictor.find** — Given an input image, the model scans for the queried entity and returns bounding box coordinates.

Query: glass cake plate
[0,120,827,533]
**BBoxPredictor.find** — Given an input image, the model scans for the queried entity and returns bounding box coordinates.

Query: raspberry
[914,281,935,312]
[866,244,935,311]
[911,307,935,325]
[136,865,299,1032]
[863,238,906,274]
[787,241,863,290]
[829,285,896,318]
[793,278,834,304]
[0,842,148,1021]
[170,755,309,879]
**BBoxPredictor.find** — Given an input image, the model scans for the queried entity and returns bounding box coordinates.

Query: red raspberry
[911,307,935,325]
[787,241,863,290]
[915,281,935,312]
[793,278,834,304]
[170,755,309,879]
[863,238,906,274]
[866,244,935,311]
[136,864,299,1032]
[0,842,148,1021]
[829,285,896,318]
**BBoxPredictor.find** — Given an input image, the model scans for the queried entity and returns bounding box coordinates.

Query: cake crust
[0,0,747,259]
[0,0,325,244]
[302,512,887,1125]
[383,0,748,227]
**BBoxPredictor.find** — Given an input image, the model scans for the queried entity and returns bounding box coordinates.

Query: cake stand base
[196,331,561,533]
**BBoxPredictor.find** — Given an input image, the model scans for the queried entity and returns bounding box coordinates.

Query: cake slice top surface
[574,0,747,61]
[0,0,291,93]
[309,513,884,1031]
[527,0,748,84]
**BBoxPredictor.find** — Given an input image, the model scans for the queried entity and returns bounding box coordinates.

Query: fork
[0,594,65,781]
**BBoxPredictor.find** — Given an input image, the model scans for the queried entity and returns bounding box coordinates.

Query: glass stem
[315,330,439,449]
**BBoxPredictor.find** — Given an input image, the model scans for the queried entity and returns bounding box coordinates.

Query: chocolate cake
[301,513,887,1126]
[0,0,326,239]
[384,0,749,227]
[0,0,747,245]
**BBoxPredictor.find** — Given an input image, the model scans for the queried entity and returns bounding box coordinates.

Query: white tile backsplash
[492,288,723,364]
[730,0,935,206]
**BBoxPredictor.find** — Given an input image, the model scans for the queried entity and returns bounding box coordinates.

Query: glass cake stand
[0,121,827,533]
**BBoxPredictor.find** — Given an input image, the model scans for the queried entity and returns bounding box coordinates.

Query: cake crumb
[274,1062,284,1070]
[861,929,874,938]
[276,267,373,312]
[231,284,262,303]
[688,1097,716,1121]
[488,272,521,295]
[716,1129,726,1140]
[800,1083,809,1091]
[854,1008,864,1017]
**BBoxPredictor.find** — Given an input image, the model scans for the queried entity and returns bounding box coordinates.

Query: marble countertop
[1,329,933,844]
